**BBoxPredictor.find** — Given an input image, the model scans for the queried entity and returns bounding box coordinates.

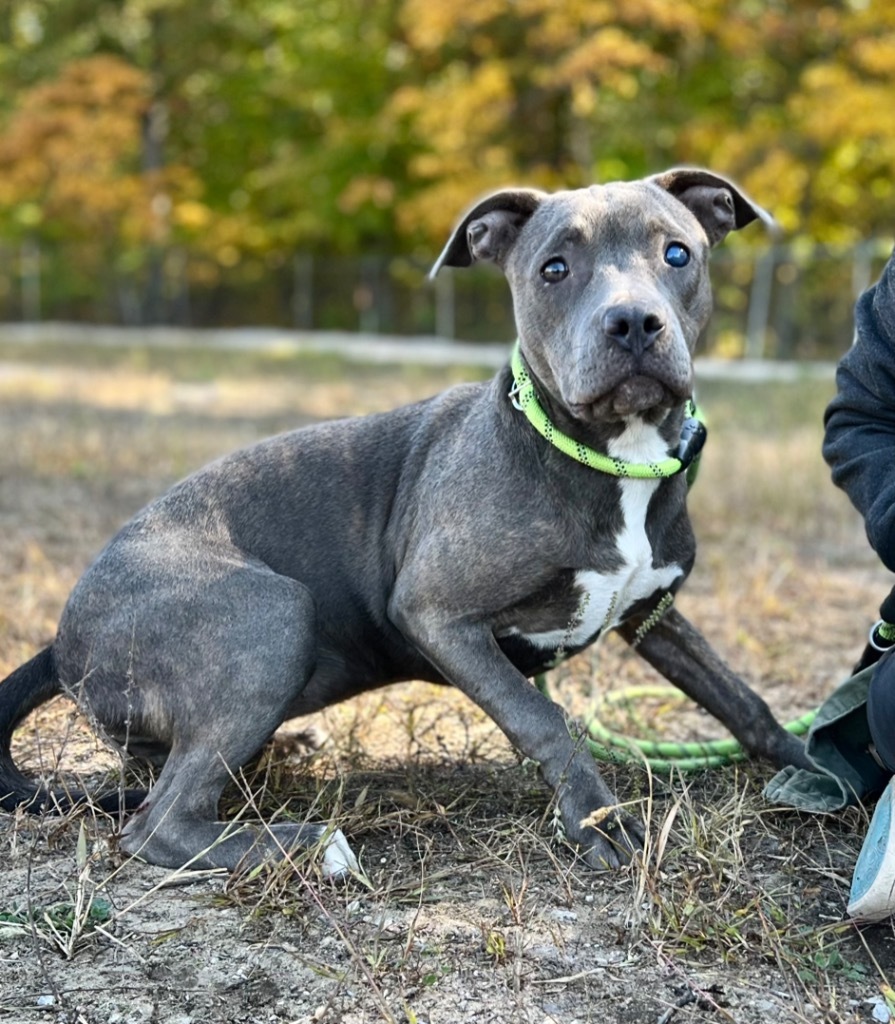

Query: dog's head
[433,169,771,425]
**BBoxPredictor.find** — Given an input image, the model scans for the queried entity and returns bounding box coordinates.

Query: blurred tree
[381,0,895,248]
[0,0,893,317]
[0,51,207,321]
[714,1,895,244]
[385,0,712,245]
[0,55,151,243]
[0,0,415,256]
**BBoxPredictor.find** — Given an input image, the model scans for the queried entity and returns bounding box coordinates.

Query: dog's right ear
[430,189,546,278]
[650,168,776,245]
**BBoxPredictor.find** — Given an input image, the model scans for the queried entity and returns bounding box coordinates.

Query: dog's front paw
[771,732,814,772]
[571,805,645,870]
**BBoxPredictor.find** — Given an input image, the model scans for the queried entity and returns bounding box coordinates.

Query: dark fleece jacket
[824,247,895,576]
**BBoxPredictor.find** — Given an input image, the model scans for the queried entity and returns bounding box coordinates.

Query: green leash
[535,677,817,773]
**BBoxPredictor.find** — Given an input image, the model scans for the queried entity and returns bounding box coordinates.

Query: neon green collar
[508,343,705,481]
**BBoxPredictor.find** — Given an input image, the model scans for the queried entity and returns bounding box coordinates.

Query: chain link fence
[0,239,891,359]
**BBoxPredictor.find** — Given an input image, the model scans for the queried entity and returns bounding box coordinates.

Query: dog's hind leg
[118,745,356,876]
[67,559,357,876]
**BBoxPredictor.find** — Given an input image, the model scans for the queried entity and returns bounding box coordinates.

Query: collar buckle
[676,415,708,470]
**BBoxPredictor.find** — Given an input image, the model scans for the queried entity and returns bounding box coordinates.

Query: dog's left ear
[650,168,775,246]
[430,188,547,277]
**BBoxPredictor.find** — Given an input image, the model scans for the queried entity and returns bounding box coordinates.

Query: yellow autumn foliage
[0,0,894,257]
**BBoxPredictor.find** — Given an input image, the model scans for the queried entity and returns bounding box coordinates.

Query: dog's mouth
[569,375,682,422]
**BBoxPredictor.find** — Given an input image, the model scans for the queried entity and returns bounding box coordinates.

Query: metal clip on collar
[676,414,707,470]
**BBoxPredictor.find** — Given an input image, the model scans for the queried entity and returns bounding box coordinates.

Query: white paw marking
[322,828,359,878]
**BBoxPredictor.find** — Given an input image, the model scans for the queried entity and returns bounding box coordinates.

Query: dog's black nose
[602,305,665,355]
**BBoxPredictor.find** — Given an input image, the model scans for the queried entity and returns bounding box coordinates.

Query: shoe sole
[848,777,895,922]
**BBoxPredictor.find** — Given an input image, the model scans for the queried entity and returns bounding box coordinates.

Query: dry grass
[0,342,893,1024]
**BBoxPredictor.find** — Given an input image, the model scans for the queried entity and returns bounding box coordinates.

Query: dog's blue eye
[665,243,690,268]
[541,258,569,282]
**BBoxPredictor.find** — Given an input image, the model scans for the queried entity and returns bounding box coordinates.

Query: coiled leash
[509,344,818,772]
[535,678,818,774]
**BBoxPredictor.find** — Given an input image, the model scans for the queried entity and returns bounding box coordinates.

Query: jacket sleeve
[823,247,895,572]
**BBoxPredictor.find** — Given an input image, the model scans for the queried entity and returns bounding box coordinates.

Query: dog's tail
[0,646,61,811]
[0,646,144,814]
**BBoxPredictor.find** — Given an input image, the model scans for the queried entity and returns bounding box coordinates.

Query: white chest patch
[517,418,684,651]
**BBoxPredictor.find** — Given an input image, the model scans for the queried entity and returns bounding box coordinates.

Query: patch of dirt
[1,358,894,1024]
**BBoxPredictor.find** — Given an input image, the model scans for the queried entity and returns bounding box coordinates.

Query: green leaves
[0,0,892,264]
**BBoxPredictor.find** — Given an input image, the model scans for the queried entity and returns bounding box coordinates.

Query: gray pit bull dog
[0,168,811,876]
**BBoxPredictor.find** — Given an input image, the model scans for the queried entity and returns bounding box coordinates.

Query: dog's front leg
[617,607,812,770]
[390,598,643,867]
